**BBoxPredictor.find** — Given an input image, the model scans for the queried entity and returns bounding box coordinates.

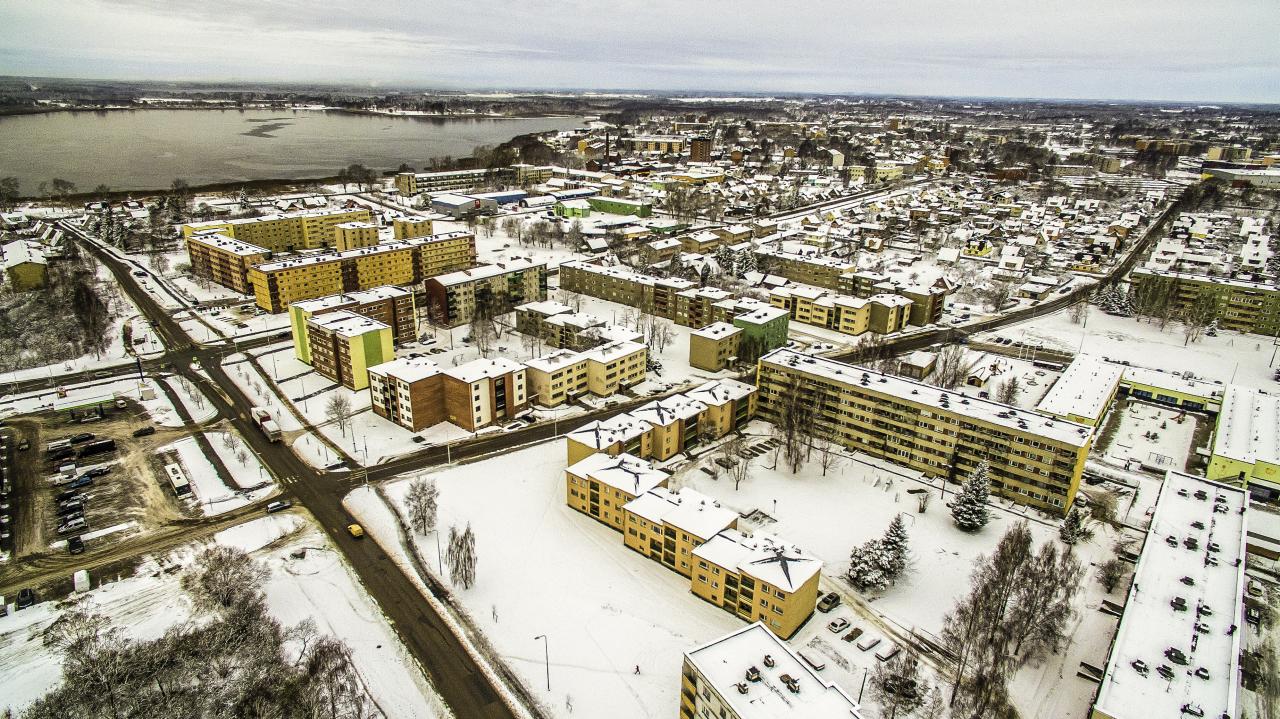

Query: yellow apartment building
[623,487,738,577]
[392,216,435,240]
[691,528,822,639]
[182,208,374,252]
[757,349,1092,515]
[335,221,380,251]
[689,322,743,371]
[565,452,669,531]
[523,341,648,406]
[769,286,911,336]
[184,231,269,295]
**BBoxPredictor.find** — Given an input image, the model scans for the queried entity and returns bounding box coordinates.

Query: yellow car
[347,523,365,538]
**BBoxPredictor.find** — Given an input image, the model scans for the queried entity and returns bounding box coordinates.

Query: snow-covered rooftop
[1035,354,1124,423]
[691,321,742,340]
[566,414,653,449]
[685,379,756,407]
[694,528,822,593]
[367,356,441,383]
[187,230,268,257]
[1211,385,1280,467]
[431,258,544,287]
[1091,471,1246,719]
[684,622,863,718]
[760,349,1093,447]
[292,285,410,313]
[566,452,667,496]
[306,310,388,338]
[631,394,709,427]
[443,357,524,384]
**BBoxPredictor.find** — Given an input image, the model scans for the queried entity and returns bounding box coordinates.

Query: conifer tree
[952,461,991,532]
[1059,504,1092,545]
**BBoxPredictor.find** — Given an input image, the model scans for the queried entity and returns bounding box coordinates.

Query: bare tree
[446,522,478,589]
[815,437,842,476]
[995,376,1022,405]
[325,394,354,437]
[931,344,975,390]
[180,545,270,616]
[1097,557,1127,593]
[1069,301,1089,325]
[871,649,932,719]
[405,477,440,535]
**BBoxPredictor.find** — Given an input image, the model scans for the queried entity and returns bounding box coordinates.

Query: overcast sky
[0,0,1276,103]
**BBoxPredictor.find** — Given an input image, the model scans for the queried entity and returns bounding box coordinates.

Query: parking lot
[3,398,193,560]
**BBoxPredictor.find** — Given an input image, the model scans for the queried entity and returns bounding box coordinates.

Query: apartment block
[689,322,743,371]
[393,164,552,196]
[1207,385,1280,500]
[334,221,380,251]
[248,231,476,312]
[289,286,416,364]
[392,216,434,240]
[514,300,643,351]
[753,245,856,291]
[565,452,670,531]
[423,259,548,327]
[769,286,911,336]
[841,271,950,327]
[757,349,1092,515]
[690,529,822,640]
[184,231,269,294]
[564,379,758,465]
[523,341,648,407]
[1131,267,1280,336]
[368,356,528,432]
[681,623,864,719]
[305,310,394,391]
[182,208,374,252]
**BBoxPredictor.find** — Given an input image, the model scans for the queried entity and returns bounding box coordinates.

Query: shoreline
[0,105,578,121]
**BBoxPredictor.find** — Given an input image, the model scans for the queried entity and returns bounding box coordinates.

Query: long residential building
[1131,267,1280,337]
[393,164,552,196]
[185,231,269,294]
[289,286,416,364]
[769,285,912,336]
[756,349,1093,515]
[1207,385,1280,500]
[514,300,643,351]
[367,356,528,432]
[182,208,374,252]
[247,231,476,312]
[423,259,548,327]
[564,452,822,641]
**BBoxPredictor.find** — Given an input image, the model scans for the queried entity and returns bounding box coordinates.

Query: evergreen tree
[737,248,758,276]
[1059,504,1091,545]
[881,513,911,579]
[847,538,890,592]
[714,244,736,277]
[952,461,991,532]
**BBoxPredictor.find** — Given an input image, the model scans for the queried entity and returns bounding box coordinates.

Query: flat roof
[431,259,544,287]
[367,356,441,383]
[443,356,523,383]
[187,231,268,257]
[292,285,410,312]
[691,321,742,339]
[760,349,1093,447]
[1212,385,1280,466]
[1035,354,1124,422]
[306,309,389,338]
[1091,471,1246,719]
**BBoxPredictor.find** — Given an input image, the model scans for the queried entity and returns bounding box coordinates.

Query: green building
[732,306,790,361]
[586,196,653,218]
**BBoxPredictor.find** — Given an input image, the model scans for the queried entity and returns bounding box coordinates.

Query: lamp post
[534,635,550,692]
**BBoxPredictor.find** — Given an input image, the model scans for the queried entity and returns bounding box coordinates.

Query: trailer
[249,408,282,442]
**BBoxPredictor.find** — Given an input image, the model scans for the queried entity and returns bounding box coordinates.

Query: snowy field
[0,514,450,718]
[349,441,743,719]
[985,305,1280,391]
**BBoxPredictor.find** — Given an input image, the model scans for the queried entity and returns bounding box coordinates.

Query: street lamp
[533,635,550,692]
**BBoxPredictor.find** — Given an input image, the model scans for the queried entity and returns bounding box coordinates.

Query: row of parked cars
[46,433,120,547]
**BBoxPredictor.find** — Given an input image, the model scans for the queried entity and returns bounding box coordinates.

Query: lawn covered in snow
[355,441,743,719]
[160,432,274,516]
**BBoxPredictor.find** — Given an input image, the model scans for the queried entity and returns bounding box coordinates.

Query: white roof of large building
[1211,385,1280,466]
[566,413,653,449]
[306,309,389,338]
[565,452,667,496]
[1035,354,1124,422]
[685,379,756,407]
[631,394,709,427]
[187,230,269,257]
[691,321,743,340]
[430,259,544,287]
[1091,471,1246,719]
[760,349,1093,447]
[684,622,864,718]
[292,285,410,313]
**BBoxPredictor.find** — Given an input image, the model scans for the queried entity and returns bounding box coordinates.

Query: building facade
[184,231,270,294]
[304,310,395,391]
[182,208,374,252]
[423,260,548,327]
[289,286,416,364]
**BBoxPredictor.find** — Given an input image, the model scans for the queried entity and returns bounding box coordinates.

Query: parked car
[347,523,365,538]
[85,466,112,478]
[68,535,85,554]
[55,489,81,502]
[1246,605,1262,625]
[57,501,84,516]
[17,440,29,451]
[66,476,94,490]
[0,595,6,616]
[817,592,841,613]
[58,517,87,534]
[16,588,35,609]
[69,433,95,444]
[827,618,850,633]
[266,500,292,513]
[132,426,156,437]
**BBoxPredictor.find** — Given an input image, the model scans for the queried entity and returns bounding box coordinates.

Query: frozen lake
[0,108,583,191]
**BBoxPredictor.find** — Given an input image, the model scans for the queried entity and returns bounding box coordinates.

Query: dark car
[67,476,94,490]
[16,588,35,609]
[132,426,156,438]
[55,489,80,502]
[69,433,95,444]
[48,447,76,462]
[57,501,84,516]
[817,592,842,613]
[85,466,112,478]
[68,535,85,554]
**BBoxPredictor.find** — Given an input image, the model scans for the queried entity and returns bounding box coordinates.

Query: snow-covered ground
[1097,400,1198,471]
[161,434,273,515]
[354,441,743,719]
[984,305,1280,391]
[667,430,1131,719]
[0,514,450,718]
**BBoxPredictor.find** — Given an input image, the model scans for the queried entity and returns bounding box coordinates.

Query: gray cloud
[0,0,1276,102]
